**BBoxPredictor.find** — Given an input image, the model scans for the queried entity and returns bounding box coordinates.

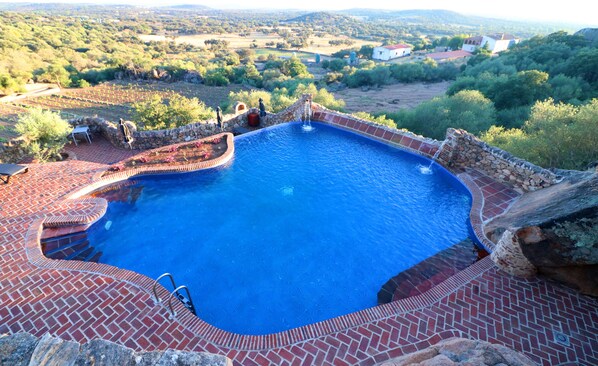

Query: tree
[392,90,497,139]
[15,108,71,162]
[37,63,71,88]
[133,94,213,130]
[482,99,598,169]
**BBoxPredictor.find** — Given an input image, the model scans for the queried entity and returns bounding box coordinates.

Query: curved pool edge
[20,121,507,349]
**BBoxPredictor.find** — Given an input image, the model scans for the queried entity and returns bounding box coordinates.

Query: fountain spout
[418,140,447,174]
[302,100,314,132]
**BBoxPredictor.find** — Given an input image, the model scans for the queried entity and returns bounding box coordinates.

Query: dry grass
[140,31,375,56]
[333,81,450,114]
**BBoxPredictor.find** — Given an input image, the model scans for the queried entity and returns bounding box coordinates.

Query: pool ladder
[152,273,197,319]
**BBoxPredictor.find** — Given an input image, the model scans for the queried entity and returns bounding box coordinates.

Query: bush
[352,112,396,129]
[390,90,496,139]
[133,94,214,130]
[482,99,598,169]
[15,108,71,162]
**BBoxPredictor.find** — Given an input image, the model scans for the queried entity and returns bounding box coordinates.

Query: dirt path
[333,81,450,114]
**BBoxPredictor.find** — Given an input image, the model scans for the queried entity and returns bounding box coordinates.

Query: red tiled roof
[383,44,410,50]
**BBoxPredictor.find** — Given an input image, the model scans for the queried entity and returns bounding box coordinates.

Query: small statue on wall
[216,106,223,131]
[258,98,267,117]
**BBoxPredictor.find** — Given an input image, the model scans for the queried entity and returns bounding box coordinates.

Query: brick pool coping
[2,124,597,365]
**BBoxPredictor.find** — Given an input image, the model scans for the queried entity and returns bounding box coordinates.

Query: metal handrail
[167,285,197,318]
[152,273,177,305]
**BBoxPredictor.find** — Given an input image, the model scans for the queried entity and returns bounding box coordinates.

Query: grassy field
[253,48,316,60]
[333,81,451,114]
[139,31,375,56]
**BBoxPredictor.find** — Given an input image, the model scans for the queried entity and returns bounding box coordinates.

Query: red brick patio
[1,132,596,366]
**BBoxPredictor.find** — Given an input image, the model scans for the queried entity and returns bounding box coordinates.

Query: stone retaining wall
[69,95,312,150]
[437,128,561,192]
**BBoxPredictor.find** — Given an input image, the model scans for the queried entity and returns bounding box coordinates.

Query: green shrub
[352,112,397,129]
[15,108,71,162]
[481,98,598,169]
[133,94,214,130]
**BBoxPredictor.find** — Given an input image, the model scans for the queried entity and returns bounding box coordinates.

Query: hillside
[285,11,355,24]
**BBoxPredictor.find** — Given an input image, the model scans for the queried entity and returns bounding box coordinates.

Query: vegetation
[352,112,397,129]
[1,5,595,171]
[481,99,598,170]
[14,108,71,162]
[132,94,214,130]
[225,83,345,113]
[388,90,496,140]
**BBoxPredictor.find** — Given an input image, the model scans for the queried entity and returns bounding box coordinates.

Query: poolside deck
[1,134,596,366]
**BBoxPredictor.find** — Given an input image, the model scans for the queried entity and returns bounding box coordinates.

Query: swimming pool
[88,122,473,335]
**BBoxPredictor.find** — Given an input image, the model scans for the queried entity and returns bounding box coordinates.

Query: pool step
[40,229,102,263]
[41,232,88,253]
[67,247,94,261]
[45,240,89,259]
[377,239,488,304]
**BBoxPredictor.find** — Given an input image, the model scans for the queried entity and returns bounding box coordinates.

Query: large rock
[75,339,135,366]
[0,333,38,366]
[486,171,598,296]
[156,350,231,366]
[379,337,536,365]
[29,333,79,366]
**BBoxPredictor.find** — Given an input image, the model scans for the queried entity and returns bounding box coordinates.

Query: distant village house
[372,44,412,61]
[462,33,520,54]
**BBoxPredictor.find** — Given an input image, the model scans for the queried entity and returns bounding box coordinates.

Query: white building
[372,44,411,61]
[462,36,483,52]
[462,33,520,54]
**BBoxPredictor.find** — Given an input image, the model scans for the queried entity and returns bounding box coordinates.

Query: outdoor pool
[88,122,473,335]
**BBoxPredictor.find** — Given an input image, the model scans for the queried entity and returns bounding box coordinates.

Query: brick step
[86,251,103,263]
[45,240,89,260]
[67,246,94,261]
[41,232,88,253]
[40,224,90,240]
[377,239,488,304]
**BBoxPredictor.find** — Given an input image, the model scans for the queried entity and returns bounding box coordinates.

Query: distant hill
[0,2,137,12]
[348,9,470,23]
[160,4,211,11]
[575,28,598,42]
[285,11,355,24]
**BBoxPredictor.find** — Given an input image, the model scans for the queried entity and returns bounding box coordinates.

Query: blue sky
[1,0,596,26]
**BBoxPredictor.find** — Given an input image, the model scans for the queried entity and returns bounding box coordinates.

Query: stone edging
[22,120,502,351]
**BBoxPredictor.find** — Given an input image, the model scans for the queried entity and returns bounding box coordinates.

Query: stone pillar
[491,229,537,277]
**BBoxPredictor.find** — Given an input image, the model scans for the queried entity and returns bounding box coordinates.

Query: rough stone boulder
[378,337,536,365]
[0,332,231,366]
[486,170,598,296]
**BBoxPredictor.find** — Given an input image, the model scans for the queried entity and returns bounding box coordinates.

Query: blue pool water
[88,122,472,335]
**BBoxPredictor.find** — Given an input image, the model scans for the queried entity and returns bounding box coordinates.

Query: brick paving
[1,127,597,366]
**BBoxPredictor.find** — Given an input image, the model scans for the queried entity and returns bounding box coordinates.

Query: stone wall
[437,128,561,192]
[69,95,312,150]
[0,332,231,366]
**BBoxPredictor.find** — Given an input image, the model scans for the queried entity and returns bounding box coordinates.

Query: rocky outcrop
[486,171,598,296]
[378,337,536,365]
[0,332,231,366]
